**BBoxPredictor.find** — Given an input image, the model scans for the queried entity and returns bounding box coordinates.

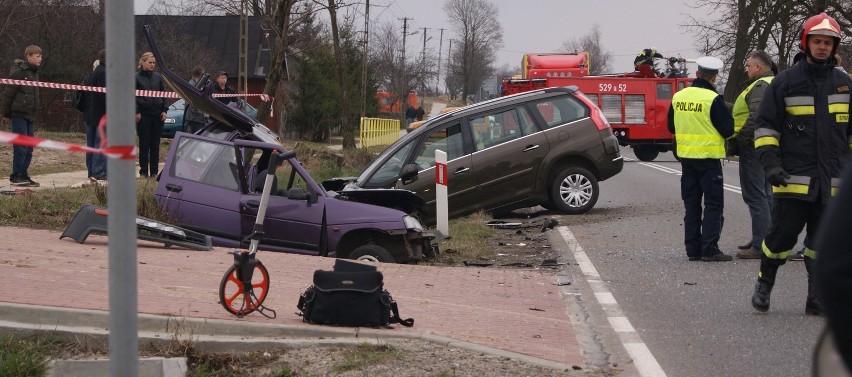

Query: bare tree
[559,23,613,75]
[443,0,503,103]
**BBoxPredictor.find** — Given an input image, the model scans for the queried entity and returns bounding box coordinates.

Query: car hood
[143,25,277,144]
[323,178,425,217]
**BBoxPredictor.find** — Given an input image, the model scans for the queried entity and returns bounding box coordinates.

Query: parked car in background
[328,86,624,225]
[162,98,257,137]
[145,25,435,263]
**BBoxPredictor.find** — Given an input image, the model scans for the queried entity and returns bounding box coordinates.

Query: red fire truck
[502,53,693,161]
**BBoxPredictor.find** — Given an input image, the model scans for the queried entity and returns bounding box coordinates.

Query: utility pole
[447,38,453,99]
[420,27,428,104]
[238,0,248,94]
[360,0,370,118]
[399,17,412,117]
[436,28,444,95]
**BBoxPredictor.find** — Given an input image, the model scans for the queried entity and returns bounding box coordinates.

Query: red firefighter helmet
[799,13,842,55]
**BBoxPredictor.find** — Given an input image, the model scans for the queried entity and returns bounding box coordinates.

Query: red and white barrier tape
[0,78,271,101]
[0,115,136,160]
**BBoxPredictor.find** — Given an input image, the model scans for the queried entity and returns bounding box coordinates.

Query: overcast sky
[134,0,707,74]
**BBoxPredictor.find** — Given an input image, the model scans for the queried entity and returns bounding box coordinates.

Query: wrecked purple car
[145,26,435,263]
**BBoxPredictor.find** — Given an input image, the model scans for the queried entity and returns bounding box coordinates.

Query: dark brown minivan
[344,86,624,225]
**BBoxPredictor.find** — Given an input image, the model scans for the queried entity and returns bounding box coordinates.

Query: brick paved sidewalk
[0,226,582,366]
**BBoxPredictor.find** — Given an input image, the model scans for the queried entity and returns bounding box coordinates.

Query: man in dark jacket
[750,13,852,315]
[213,71,236,106]
[667,56,735,262]
[731,51,775,259]
[1,45,43,187]
[85,49,107,181]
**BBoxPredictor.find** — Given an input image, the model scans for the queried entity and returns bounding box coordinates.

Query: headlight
[403,215,423,232]
[164,118,176,124]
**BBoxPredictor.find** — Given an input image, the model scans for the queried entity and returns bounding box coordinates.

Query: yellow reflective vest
[732,76,774,134]
[672,87,726,158]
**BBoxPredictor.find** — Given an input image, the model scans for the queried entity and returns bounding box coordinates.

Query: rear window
[530,95,589,128]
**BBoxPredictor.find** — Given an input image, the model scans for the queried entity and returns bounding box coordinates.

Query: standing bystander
[731,51,776,259]
[1,45,43,187]
[185,66,206,133]
[750,13,852,315]
[212,71,236,106]
[85,50,107,181]
[135,52,168,178]
[667,56,735,262]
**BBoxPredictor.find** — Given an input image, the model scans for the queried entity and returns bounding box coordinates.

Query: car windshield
[355,134,414,186]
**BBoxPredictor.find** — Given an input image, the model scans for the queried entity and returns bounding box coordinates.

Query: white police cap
[696,56,723,75]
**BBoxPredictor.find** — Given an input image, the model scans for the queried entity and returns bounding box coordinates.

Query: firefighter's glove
[766,166,790,187]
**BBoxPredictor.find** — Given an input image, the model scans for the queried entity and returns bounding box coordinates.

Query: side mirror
[286,188,309,201]
[400,164,419,185]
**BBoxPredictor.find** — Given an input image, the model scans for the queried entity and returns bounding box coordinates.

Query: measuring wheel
[218,260,270,316]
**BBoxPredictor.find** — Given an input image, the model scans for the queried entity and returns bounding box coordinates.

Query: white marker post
[435,149,449,238]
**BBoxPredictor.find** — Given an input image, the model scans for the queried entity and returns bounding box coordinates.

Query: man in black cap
[667,56,735,262]
[213,71,236,106]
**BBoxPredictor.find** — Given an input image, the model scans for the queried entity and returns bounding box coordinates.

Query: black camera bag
[297,269,413,327]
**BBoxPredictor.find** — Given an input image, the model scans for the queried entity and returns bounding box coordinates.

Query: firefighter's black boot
[751,257,779,312]
[804,256,823,316]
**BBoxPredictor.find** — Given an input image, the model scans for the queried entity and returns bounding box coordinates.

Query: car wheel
[633,145,659,161]
[349,244,395,263]
[549,167,599,215]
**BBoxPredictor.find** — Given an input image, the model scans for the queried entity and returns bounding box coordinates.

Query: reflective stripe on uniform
[771,175,811,194]
[785,96,816,115]
[762,241,790,260]
[832,177,842,196]
[803,247,817,259]
[754,127,780,148]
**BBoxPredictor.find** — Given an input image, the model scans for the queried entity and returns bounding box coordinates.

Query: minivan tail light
[573,92,611,131]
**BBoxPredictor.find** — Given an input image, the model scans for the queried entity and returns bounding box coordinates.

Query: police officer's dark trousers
[680,158,724,258]
[754,193,826,313]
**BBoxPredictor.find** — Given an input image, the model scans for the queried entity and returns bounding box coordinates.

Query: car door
[392,121,476,219]
[155,133,244,242]
[467,105,550,210]
[235,143,324,255]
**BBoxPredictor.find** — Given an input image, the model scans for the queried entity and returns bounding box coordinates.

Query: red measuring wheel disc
[219,261,270,316]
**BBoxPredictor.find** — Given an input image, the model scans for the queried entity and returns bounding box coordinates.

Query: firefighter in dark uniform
[634,47,664,67]
[667,56,735,262]
[750,13,852,315]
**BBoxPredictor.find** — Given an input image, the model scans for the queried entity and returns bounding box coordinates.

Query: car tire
[549,167,599,215]
[349,244,395,263]
[634,145,659,162]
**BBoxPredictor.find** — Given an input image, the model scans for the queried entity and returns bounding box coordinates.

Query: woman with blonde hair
[134,51,167,177]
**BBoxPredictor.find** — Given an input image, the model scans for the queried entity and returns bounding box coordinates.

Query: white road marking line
[558,226,668,377]
[608,316,636,333]
[629,157,745,195]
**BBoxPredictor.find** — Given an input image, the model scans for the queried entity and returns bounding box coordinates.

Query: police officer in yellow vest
[667,56,735,261]
[731,51,776,259]
[751,13,852,315]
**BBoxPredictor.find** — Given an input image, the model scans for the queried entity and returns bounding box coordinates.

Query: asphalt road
[555,148,822,377]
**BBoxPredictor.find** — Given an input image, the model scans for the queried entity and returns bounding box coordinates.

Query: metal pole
[436,28,444,95]
[360,0,370,118]
[105,0,137,376]
[239,0,248,94]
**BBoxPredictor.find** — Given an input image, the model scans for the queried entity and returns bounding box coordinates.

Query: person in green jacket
[732,51,776,259]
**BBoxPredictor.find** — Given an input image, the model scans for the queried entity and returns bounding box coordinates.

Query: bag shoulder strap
[385,291,414,327]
